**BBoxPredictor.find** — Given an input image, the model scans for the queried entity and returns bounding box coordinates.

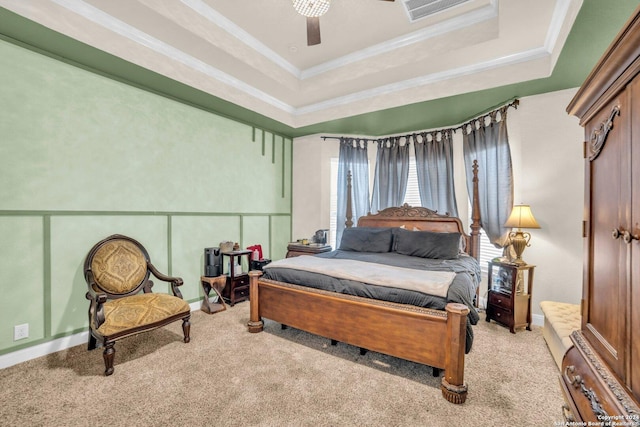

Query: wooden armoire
[563,5,640,424]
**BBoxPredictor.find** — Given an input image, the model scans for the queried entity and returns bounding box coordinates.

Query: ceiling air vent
[403,0,471,22]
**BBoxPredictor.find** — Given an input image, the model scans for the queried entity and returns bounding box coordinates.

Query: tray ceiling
[0,0,583,129]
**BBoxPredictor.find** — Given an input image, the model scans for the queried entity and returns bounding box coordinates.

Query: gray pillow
[393,228,461,259]
[339,227,393,252]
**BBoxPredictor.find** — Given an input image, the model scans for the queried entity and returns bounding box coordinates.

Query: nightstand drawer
[488,305,512,323]
[488,291,513,310]
[231,274,250,288]
[223,273,250,305]
[233,284,249,300]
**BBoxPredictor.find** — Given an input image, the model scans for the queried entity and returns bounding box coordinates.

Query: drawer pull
[563,365,610,420]
[496,312,501,317]
[561,404,575,422]
[496,299,502,304]
[564,365,582,387]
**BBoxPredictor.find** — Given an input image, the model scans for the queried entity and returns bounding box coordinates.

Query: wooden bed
[247,161,482,404]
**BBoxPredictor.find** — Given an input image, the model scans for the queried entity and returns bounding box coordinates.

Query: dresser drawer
[561,345,613,422]
[560,375,582,424]
[488,291,513,310]
[561,334,640,423]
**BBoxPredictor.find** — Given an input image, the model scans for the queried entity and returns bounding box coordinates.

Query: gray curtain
[337,138,370,246]
[370,137,410,214]
[413,130,458,217]
[462,106,514,247]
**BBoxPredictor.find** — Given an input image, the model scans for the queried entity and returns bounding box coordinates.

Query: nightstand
[485,261,535,333]
[286,243,332,258]
[220,250,252,306]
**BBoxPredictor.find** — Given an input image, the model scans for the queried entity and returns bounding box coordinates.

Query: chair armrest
[147,262,184,298]
[85,273,108,301]
[85,272,107,328]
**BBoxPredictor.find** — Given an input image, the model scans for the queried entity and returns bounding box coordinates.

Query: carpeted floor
[0,303,564,426]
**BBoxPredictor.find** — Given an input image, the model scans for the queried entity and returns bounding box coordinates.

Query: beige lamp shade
[505,205,540,265]
[504,205,540,230]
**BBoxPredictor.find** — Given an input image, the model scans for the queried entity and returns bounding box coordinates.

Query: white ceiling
[0,0,583,128]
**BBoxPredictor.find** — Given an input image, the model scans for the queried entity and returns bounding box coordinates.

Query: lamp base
[508,230,531,266]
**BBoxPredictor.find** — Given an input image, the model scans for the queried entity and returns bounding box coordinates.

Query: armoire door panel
[630,77,640,401]
[586,93,630,380]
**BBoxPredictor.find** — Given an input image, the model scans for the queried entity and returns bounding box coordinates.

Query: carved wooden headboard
[357,204,474,255]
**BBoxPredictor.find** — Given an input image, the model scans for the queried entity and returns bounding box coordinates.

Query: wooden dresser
[563,5,640,424]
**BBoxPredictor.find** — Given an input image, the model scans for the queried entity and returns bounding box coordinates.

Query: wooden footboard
[247,271,470,404]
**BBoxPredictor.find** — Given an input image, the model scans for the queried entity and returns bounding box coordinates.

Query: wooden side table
[200,275,227,314]
[286,243,332,258]
[221,250,252,306]
[485,261,535,333]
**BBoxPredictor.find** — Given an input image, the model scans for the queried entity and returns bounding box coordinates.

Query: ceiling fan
[293,0,396,46]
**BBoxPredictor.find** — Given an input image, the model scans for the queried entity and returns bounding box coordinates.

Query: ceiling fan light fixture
[292,0,331,18]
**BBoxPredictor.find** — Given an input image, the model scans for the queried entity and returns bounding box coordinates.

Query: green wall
[0,39,292,353]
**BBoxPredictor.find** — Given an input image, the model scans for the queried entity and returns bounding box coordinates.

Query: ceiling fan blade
[307,16,321,46]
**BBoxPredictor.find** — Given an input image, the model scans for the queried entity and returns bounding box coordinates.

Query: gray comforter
[262,249,481,353]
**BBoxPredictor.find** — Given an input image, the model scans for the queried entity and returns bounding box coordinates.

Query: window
[477,229,503,275]
[468,201,503,276]
[403,155,421,207]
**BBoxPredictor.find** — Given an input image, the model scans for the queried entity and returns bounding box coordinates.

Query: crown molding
[51,0,296,113]
[46,0,575,125]
[180,0,302,78]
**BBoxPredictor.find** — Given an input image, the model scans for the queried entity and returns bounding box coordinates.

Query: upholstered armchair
[84,234,191,375]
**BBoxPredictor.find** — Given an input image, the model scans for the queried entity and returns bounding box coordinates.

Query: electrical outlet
[14,323,29,341]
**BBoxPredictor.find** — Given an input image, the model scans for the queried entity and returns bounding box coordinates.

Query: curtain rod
[321,98,519,143]
[453,98,519,131]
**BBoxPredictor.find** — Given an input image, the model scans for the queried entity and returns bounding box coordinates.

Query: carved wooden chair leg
[182,317,191,343]
[103,342,115,376]
[87,333,97,351]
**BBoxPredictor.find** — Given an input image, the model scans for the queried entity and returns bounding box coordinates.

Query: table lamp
[504,204,540,265]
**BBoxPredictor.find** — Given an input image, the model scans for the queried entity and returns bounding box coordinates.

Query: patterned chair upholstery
[84,234,191,375]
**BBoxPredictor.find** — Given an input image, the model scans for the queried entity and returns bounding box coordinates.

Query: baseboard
[532,313,544,327]
[0,301,201,370]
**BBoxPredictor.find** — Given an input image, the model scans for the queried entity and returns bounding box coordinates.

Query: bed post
[441,302,470,404]
[345,170,354,228]
[469,160,481,260]
[247,271,264,333]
